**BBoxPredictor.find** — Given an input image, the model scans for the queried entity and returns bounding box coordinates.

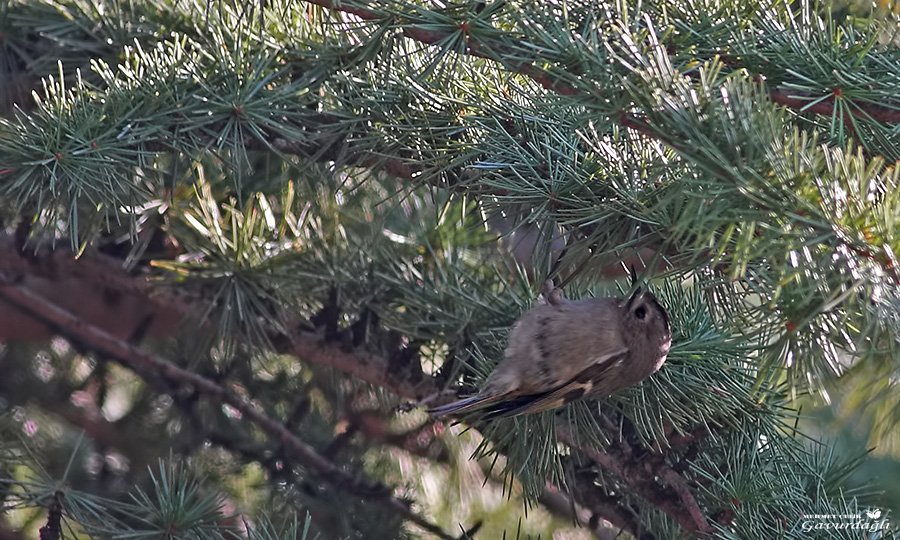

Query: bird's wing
[481,347,629,418]
[510,300,625,391]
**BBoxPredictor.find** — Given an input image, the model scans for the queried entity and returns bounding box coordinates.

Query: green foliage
[0,427,313,540]
[2,0,900,538]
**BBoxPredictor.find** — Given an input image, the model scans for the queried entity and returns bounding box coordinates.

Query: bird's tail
[427,395,494,417]
[429,391,561,419]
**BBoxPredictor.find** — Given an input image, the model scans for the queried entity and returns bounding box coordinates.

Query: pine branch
[302,0,900,133]
[0,280,456,540]
[300,0,584,95]
[556,427,714,536]
[272,331,437,401]
[769,89,900,124]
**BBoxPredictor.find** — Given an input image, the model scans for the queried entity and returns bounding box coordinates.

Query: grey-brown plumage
[429,286,671,418]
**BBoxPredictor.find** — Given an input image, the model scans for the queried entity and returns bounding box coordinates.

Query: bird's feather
[428,395,498,417]
[480,349,628,418]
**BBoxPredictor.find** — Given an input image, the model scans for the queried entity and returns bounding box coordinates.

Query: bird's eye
[634,305,647,319]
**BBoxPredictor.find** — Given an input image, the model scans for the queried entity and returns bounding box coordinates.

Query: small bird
[429,284,671,418]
